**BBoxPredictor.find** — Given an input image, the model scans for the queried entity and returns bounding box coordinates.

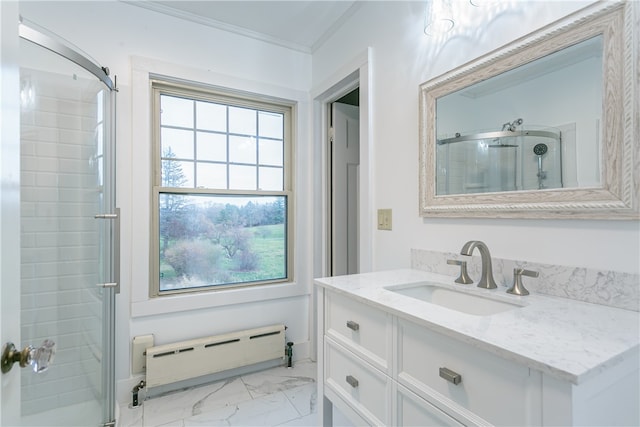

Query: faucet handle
[507,268,538,296]
[447,259,473,284]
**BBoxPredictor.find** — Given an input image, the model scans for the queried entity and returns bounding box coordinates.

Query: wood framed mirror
[419,1,638,219]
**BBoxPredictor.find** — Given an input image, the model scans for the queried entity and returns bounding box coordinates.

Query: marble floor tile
[283,383,316,417]
[118,403,143,427]
[156,420,185,427]
[277,412,318,426]
[143,377,252,427]
[183,391,301,426]
[241,360,316,399]
[123,360,317,427]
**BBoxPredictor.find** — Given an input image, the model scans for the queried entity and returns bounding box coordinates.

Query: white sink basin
[385,282,521,316]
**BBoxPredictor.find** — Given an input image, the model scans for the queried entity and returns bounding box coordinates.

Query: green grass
[224,223,286,281]
[160,223,286,289]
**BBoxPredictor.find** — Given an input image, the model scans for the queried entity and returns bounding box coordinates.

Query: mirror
[419,2,638,219]
[436,35,602,195]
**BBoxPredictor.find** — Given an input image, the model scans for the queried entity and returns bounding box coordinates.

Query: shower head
[533,143,548,156]
[501,118,524,132]
[533,143,548,189]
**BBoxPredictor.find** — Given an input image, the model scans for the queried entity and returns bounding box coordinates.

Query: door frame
[312,47,373,279]
[310,48,373,359]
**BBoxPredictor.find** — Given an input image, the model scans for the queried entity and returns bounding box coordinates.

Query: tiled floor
[119,360,317,427]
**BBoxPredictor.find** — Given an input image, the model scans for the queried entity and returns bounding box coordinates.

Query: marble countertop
[314,269,640,385]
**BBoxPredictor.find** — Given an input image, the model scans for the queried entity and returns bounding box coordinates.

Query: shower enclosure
[1,18,117,427]
[436,120,562,195]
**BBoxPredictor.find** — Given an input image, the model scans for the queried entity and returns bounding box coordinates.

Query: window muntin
[159,93,285,192]
[152,81,292,295]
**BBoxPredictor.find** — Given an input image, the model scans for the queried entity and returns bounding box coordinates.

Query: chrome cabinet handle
[346,320,359,331]
[346,375,359,388]
[2,340,56,374]
[439,367,462,385]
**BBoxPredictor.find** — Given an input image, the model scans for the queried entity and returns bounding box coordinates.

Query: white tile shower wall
[411,248,639,312]
[20,68,104,415]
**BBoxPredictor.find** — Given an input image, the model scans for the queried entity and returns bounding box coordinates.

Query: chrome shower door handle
[95,207,120,294]
[1,339,56,374]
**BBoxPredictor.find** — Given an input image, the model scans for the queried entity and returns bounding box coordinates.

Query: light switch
[377,209,392,230]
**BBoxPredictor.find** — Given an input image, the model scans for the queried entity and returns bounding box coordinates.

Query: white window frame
[150,79,294,297]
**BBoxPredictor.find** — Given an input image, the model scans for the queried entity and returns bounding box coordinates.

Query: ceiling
[123,1,360,53]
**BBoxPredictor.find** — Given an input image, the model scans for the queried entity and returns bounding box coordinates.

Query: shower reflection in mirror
[433,34,602,196]
[435,118,566,195]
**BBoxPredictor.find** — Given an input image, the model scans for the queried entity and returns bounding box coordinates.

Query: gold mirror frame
[419,1,638,219]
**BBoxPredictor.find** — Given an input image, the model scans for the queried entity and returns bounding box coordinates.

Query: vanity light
[424,17,455,36]
[424,0,455,36]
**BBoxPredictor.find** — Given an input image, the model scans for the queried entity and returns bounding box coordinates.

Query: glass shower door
[2,25,116,426]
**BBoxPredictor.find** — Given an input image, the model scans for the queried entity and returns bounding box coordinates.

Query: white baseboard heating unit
[145,324,286,388]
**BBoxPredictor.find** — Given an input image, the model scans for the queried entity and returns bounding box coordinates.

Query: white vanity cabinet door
[395,383,464,427]
[325,291,392,372]
[324,337,392,426]
[397,319,542,426]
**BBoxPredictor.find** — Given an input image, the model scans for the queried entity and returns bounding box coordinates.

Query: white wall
[312,1,639,275]
[18,0,315,403]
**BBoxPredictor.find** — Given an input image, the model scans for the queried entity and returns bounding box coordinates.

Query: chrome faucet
[460,240,497,289]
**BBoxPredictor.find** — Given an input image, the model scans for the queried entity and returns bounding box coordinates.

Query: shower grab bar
[437,129,560,145]
[18,20,115,91]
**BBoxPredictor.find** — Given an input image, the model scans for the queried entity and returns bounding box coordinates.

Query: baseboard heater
[145,324,286,388]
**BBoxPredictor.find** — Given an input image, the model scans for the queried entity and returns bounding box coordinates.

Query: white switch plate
[377,209,392,230]
[132,334,154,375]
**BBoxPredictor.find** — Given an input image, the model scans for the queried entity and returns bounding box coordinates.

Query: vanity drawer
[325,291,391,371]
[397,319,542,426]
[396,382,464,427]
[324,337,391,426]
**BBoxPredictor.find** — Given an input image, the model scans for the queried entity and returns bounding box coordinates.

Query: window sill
[130,280,308,318]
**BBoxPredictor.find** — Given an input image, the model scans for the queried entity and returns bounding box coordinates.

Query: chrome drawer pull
[346,375,359,388]
[346,320,360,331]
[439,367,462,385]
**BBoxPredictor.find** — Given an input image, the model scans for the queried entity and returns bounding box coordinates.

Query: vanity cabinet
[324,337,392,425]
[322,292,394,425]
[324,291,392,374]
[317,287,639,426]
[397,319,541,426]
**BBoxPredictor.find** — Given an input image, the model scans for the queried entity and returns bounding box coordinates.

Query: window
[151,80,293,296]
